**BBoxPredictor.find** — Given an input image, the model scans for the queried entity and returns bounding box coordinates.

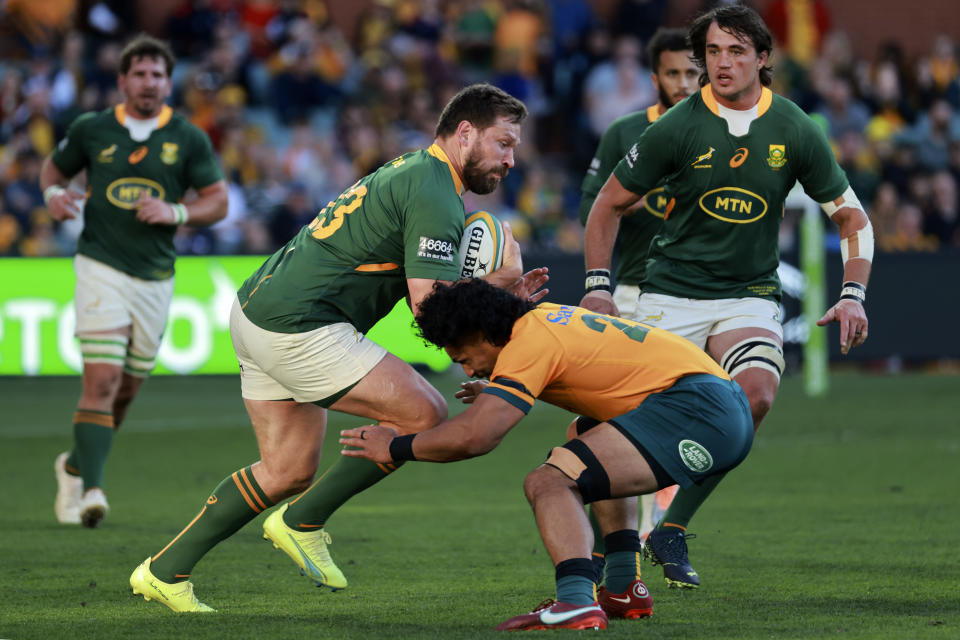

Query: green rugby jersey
[613,85,848,301]
[579,105,669,286]
[52,105,223,280]
[238,144,466,334]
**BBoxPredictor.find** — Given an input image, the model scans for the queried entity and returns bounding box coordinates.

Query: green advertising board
[0,257,452,375]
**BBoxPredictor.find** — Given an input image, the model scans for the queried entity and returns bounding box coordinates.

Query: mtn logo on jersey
[767,144,787,169]
[698,187,768,223]
[643,187,670,219]
[690,147,715,169]
[106,177,166,209]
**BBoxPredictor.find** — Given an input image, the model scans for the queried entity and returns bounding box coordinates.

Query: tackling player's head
[416,279,534,378]
[118,34,175,119]
[646,28,699,110]
[688,3,773,101]
[435,84,528,195]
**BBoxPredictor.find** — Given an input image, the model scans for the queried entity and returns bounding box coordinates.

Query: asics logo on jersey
[128,146,148,164]
[539,605,601,625]
[729,147,749,168]
[691,147,715,168]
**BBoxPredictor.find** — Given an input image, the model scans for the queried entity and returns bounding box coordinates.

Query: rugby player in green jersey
[573,27,699,613]
[42,35,228,529]
[580,4,873,589]
[129,83,548,612]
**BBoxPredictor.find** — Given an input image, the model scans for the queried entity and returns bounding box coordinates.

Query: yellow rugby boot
[130,557,215,612]
[263,504,347,590]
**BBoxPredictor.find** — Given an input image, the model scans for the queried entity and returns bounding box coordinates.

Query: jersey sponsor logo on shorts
[417,236,456,261]
[643,187,669,218]
[128,145,148,164]
[106,177,166,209]
[766,144,787,170]
[97,144,117,163]
[729,147,749,168]
[691,146,715,169]
[698,187,768,223]
[161,142,179,165]
[678,439,713,472]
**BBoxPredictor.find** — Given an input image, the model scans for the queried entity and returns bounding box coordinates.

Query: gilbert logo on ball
[459,210,505,278]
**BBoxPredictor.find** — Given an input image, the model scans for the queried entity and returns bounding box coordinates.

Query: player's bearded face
[119,56,172,119]
[654,49,699,107]
[462,140,507,195]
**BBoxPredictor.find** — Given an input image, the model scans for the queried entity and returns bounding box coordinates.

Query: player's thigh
[706,300,785,384]
[330,353,447,434]
[632,292,714,349]
[126,271,174,376]
[230,298,389,407]
[605,374,754,489]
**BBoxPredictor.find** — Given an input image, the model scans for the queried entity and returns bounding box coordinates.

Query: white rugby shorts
[633,292,783,350]
[73,253,173,362]
[230,297,388,404]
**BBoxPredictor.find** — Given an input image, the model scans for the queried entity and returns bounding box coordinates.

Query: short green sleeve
[50,112,96,178]
[612,118,676,198]
[794,113,849,202]
[402,183,464,281]
[185,126,224,189]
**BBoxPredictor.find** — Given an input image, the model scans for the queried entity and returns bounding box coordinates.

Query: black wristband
[389,434,417,462]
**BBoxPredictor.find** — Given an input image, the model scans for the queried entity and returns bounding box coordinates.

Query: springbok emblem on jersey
[161,143,179,165]
[691,147,715,169]
[767,144,787,169]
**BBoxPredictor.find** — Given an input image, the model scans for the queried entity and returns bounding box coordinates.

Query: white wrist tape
[171,203,189,225]
[43,185,66,206]
[840,219,874,264]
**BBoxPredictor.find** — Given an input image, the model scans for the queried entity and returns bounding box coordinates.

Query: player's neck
[709,82,762,111]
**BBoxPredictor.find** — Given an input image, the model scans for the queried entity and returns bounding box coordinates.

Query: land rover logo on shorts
[678,439,713,472]
[698,187,767,223]
[106,177,166,209]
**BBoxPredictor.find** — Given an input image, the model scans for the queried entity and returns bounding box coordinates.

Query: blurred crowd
[1,0,959,258]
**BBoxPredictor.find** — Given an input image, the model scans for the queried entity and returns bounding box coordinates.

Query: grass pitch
[0,371,957,639]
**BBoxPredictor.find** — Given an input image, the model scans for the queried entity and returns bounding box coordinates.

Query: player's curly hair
[415,279,535,349]
[434,84,528,138]
[688,3,773,87]
[120,33,175,76]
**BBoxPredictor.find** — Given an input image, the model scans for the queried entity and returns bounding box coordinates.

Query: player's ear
[457,120,473,146]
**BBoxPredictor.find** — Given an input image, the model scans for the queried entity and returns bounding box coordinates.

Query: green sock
[73,411,115,491]
[150,465,274,583]
[603,530,642,593]
[657,472,727,531]
[555,558,597,605]
[284,449,401,530]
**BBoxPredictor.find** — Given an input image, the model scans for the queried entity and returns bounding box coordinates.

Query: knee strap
[720,336,785,379]
[545,439,611,504]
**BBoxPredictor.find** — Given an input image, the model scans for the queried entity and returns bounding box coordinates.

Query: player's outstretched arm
[817,205,872,355]
[580,174,641,316]
[340,394,525,464]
